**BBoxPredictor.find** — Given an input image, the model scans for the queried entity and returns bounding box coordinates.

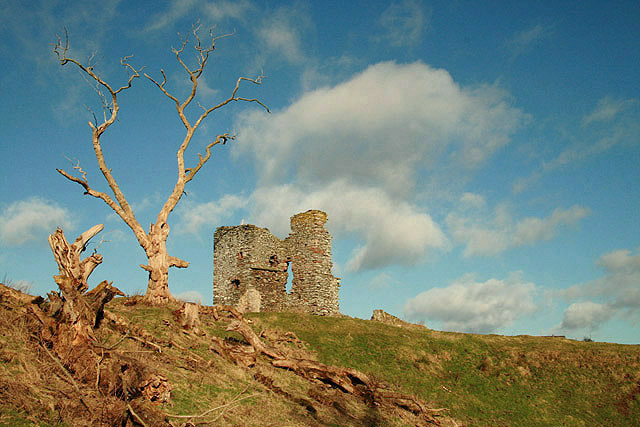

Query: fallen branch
[127,404,148,427]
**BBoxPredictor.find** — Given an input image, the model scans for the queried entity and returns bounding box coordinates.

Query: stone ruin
[213,210,340,315]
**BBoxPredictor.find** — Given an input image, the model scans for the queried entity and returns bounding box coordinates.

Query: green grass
[4,294,637,426]
[248,312,640,426]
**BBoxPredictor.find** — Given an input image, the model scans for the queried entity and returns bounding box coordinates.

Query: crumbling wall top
[290,209,328,228]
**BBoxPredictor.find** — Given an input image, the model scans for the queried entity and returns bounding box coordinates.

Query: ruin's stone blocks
[213,210,340,315]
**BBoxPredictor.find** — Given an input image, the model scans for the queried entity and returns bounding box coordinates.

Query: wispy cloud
[144,0,254,33]
[203,0,254,22]
[175,194,248,235]
[144,0,199,32]
[0,197,74,246]
[582,96,638,126]
[404,272,537,333]
[505,23,552,59]
[376,0,428,47]
[256,6,309,65]
[368,272,401,290]
[446,196,589,257]
[514,96,639,193]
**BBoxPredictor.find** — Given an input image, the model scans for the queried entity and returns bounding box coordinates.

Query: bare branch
[185,133,233,183]
[54,36,140,98]
[64,156,88,182]
[193,74,270,129]
[56,168,123,216]
[144,70,180,106]
[55,27,268,304]
[114,55,144,94]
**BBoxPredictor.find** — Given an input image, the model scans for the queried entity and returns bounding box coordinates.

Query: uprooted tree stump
[47,225,124,347]
[38,225,172,424]
[49,224,104,292]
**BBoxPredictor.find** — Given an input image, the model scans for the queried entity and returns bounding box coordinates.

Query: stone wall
[213,210,340,315]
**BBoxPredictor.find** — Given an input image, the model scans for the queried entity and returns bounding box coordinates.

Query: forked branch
[144,25,269,134]
[56,165,125,220]
[184,133,233,183]
[53,31,148,248]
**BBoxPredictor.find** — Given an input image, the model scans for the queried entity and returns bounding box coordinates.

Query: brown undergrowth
[0,284,458,426]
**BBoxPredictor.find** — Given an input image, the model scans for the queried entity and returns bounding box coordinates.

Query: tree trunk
[143,251,172,304]
[141,222,188,304]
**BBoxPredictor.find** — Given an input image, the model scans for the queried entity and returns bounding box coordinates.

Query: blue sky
[1,0,639,344]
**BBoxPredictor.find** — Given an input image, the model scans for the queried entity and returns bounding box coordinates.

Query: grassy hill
[1,288,638,426]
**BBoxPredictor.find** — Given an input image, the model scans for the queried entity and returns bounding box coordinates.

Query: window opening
[285,262,293,293]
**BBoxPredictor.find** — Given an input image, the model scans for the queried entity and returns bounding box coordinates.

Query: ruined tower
[212,210,340,315]
[285,210,340,315]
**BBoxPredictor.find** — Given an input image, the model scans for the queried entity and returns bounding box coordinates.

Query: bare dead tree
[54,26,268,304]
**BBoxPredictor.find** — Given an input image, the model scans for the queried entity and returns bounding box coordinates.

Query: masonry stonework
[213,210,340,315]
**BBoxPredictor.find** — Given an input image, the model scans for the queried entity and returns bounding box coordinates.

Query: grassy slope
[1,297,639,426]
[248,312,640,426]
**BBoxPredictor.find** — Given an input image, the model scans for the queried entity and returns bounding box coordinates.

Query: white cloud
[233,61,526,271]
[598,249,640,273]
[558,301,613,331]
[404,273,537,333]
[236,61,525,196]
[560,248,640,309]
[513,206,590,246]
[555,248,640,333]
[447,202,589,257]
[377,0,427,47]
[176,194,248,235]
[0,197,74,246]
[250,181,447,272]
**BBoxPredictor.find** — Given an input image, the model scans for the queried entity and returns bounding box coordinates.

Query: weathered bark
[47,225,124,346]
[48,224,104,292]
[54,27,268,305]
[140,222,188,304]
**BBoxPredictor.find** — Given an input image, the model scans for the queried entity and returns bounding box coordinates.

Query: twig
[127,404,148,427]
[165,387,257,419]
